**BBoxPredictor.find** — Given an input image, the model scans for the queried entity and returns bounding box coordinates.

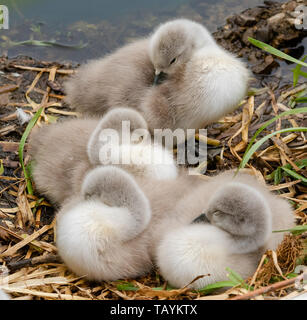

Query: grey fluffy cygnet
[29,107,177,205]
[29,110,294,289]
[64,19,249,132]
[56,167,293,289]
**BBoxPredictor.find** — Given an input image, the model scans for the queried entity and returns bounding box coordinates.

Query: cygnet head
[149,19,216,81]
[87,107,150,165]
[205,183,272,237]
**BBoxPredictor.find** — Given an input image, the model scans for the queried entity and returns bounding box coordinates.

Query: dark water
[0,0,272,63]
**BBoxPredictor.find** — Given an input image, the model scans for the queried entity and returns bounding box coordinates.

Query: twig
[11,64,75,75]
[1,222,55,256]
[7,254,61,272]
[229,273,306,300]
[248,254,267,288]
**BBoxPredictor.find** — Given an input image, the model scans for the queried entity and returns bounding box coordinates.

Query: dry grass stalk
[0,57,306,300]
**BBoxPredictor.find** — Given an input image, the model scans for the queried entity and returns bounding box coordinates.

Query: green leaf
[32,197,45,215]
[197,281,236,293]
[26,161,34,180]
[248,38,307,67]
[19,107,43,195]
[45,114,58,123]
[116,282,139,291]
[226,267,244,284]
[197,268,252,293]
[266,159,307,186]
[0,159,4,175]
[295,97,307,103]
[294,159,307,168]
[152,285,174,291]
[289,89,307,108]
[281,167,307,183]
[239,127,307,170]
[292,55,307,87]
[226,267,250,289]
[294,70,307,81]
[238,107,307,171]
[273,224,307,235]
[266,159,307,181]
[274,167,282,185]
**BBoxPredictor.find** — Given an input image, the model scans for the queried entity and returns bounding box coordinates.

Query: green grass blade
[226,267,244,283]
[226,267,250,290]
[293,55,307,87]
[238,107,307,170]
[266,159,307,182]
[0,160,4,175]
[152,285,174,291]
[19,107,43,194]
[274,167,282,185]
[281,167,307,183]
[297,70,307,78]
[273,225,307,235]
[295,97,307,103]
[197,281,236,293]
[248,37,307,67]
[116,282,139,291]
[239,127,307,169]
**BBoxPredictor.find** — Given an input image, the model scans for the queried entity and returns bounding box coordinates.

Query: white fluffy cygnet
[64,19,250,133]
[99,142,177,180]
[29,107,178,205]
[55,166,294,288]
[143,18,250,131]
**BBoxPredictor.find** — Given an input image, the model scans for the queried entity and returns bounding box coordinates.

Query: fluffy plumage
[64,19,249,133]
[29,108,177,205]
[64,38,153,116]
[56,166,152,280]
[54,165,294,288]
[29,110,294,289]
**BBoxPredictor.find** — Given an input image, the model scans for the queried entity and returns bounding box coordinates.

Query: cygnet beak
[153,70,168,85]
[192,213,210,224]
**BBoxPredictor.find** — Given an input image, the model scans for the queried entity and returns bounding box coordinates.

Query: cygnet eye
[213,211,223,217]
[132,134,144,144]
[138,135,144,143]
[169,57,176,65]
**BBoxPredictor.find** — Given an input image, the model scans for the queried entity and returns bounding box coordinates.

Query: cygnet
[64,19,249,134]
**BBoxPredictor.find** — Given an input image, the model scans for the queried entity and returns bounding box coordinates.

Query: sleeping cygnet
[29,111,294,288]
[29,107,177,206]
[142,19,250,131]
[55,165,294,289]
[64,19,249,132]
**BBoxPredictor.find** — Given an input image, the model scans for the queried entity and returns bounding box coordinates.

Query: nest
[0,54,305,300]
[0,0,307,298]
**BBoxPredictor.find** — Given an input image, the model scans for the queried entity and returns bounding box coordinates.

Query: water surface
[1,0,270,63]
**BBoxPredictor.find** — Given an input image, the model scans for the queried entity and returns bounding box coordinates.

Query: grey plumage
[29,109,294,288]
[64,19,250,134]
